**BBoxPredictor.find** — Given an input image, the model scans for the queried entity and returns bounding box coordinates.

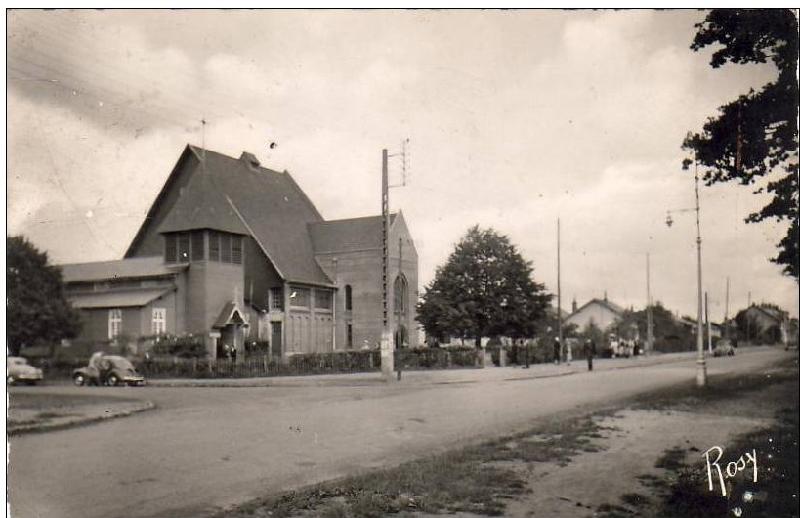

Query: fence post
[192,358,197,376]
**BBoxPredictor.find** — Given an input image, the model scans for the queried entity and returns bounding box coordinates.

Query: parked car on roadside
[7,356,44,385]
[72,355,146,386]
[713,339,736,357]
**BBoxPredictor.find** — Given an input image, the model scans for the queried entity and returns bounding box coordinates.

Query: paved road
[8,347,792,518]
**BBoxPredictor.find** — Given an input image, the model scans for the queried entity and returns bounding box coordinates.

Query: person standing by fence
[584,338,595,371]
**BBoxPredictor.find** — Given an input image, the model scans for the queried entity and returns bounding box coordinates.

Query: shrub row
[396,346,483,370]
[33,347,487,380]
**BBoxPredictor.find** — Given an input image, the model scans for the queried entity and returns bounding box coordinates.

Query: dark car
[73,355,146,386]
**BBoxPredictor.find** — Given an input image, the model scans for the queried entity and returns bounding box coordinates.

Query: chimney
[239,151,260,169]
[572,297,577,313]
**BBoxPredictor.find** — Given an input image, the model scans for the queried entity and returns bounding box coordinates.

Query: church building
[59,145,418,359]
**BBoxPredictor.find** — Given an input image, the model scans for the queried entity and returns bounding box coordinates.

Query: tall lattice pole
[382,149,390,333]
[646,252,654,354]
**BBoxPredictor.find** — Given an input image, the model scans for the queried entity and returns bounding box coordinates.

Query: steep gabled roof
[158,164,248,235]
[60,257,186,283]
[309,213,397,254]
[748,304,786,323]
[127,145,332,286]
[570,298,626,318]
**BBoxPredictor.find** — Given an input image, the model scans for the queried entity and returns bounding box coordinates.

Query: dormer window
[165,230,243,265]
[207,230,243,265]
[164,230,206,263]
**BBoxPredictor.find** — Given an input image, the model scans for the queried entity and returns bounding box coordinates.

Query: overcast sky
[6,9,798,320]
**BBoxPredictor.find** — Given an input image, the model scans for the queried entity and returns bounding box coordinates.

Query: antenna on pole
[201,117,208,169]
[389,138,411,188]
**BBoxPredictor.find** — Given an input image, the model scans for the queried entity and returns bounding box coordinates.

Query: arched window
[345,285,353,311]
[394,274,407,315]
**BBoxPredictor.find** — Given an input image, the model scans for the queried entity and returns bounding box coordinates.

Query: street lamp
[665,154,707,388]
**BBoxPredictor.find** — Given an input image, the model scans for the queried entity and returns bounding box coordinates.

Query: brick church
[60,145,418,359]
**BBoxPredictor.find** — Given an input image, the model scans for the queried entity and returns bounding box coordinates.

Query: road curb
[140,349,769,389]
[7,400,156,436]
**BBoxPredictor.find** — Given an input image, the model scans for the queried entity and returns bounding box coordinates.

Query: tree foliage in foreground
[417,226,552,345]
[682,9,799,280]
[7,236,81,355]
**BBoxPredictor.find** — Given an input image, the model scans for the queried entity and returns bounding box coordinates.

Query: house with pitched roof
[60,145,418,359]
[738,303,789,344]
[564,294,626,333]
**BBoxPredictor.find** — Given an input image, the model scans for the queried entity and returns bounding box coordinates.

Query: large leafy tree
[7,236,81,355]
[682,9,799,279]
[417,226,552,346]
[617,302,693,345]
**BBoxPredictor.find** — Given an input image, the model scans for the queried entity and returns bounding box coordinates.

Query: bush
[150,334,206,358]
[395,347,482,370]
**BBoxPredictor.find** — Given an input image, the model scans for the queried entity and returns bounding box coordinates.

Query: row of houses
[60,145,419,360]
[562,293,792,345]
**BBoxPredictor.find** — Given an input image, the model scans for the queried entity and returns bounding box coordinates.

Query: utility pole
[707,291,712,353]
[694,153,707,387]
[646,252,654,355]
[379,141,410,380]
[380,148,393,379]
[747,291,752,343]
[332,257,338,350]
[557,218,563,363]
[663,148,706,386]
[724,277,730,339]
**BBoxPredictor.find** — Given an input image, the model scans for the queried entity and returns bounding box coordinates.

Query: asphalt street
[7,347,792,518]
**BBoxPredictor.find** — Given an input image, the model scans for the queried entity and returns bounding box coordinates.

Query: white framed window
[289,286,310,308]
[108,309,122,339]
[151,307,166,335]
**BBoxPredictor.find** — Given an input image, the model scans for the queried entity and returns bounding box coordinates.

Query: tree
[7,236,81,355]
[616,302,693,351]
[416,226,552,347]
[682,9,799,279]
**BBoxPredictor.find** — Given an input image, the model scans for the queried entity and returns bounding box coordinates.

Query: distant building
[564,293,625,333]
[60,145,418,359]
[738,304,789,344]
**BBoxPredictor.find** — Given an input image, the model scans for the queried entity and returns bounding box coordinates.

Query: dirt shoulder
[8,391,155,435]
[213,354,798,518]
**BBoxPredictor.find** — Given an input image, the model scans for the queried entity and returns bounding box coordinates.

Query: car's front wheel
[106,373,120,386]
[73,373,87,386]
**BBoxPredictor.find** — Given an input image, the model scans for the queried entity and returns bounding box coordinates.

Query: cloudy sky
[6,9,798,320]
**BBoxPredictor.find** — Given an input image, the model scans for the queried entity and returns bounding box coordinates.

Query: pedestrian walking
[584,338,595,371]
[553,337,561,365]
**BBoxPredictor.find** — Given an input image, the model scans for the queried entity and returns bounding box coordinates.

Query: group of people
[552,337,597,371]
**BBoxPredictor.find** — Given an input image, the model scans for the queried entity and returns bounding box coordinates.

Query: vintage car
[712,339,736,357]
[72,355,146,386]
[7,356,44,385]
